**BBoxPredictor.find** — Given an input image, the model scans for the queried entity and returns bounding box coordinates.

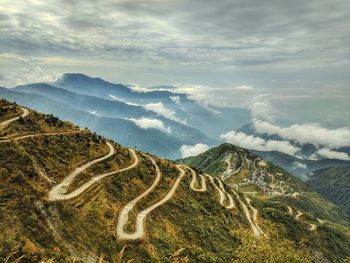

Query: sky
[0,0,349,128]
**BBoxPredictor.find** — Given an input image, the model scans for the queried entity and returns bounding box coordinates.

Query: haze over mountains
[1,73,349,180]
[1,73,251,159]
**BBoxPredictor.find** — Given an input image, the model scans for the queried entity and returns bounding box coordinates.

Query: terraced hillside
[0,99,349,262]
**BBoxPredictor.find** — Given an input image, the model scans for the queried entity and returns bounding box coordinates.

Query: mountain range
[0,73,251,159]
[1,73,348,181]
[1,100,349,262]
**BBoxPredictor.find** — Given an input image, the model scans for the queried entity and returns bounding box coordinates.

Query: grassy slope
[0,100,346,262]
[180,143,350,262]
[307,166,350,218]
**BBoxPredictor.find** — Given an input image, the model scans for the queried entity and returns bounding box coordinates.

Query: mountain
[52,73,251,138]
[13,83,216,146]
[1,100,350,262]
[0,73,251,158]
[179,143,350,261]
[0,90,210,161]
[252,150,350,181]
[0,86,215,159]
[307,166,350,218]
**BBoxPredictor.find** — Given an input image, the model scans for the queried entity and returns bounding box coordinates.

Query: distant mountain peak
[59,73,110,85]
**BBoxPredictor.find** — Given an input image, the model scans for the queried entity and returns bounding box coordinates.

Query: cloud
[89,110,101,116]
[248,94,278,123]
[316,148,350,161]
[0,0,349,130]
[108,94,140,106]
[234,85,253,91]
[180,143,210,158]
[129,117,171,133]
[1,0,349,70]
[220,131,301,156]
[170,96,180,104]
[292,161,307,169]
[254,120,350,149]
[143,102,184,123]
[128,84,152,93]
[0,57,60,87]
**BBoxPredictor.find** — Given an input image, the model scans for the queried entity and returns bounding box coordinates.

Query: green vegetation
[0,110,77,139]
[307,166,350,218]
[180,142,350,262]
[0,99,21,122]
[231,225,313,263]
[1,101,350,262]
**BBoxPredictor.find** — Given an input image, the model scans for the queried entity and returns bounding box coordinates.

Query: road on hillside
[117,161,185,240]
[205,174,235,209]
[231,190,263,236]
[0,106,29,129]
[189,167,207,192]
[48,143,139,201]
[0,130,83,143]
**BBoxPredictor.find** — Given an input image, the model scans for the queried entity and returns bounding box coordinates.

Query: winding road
[49,142,139,201]
[231,190,262,236]
[205,174,235,209]
[216,177,235,209]
[189,168,207,192]
[0,106,29,129]
[222,153,245,181]
[245,197,264,235]
[289,207,317,232]
[117,163,186,240]
[0,104,267,240]
[0,130,84,143]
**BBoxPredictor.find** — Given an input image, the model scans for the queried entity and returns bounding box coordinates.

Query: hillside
[307,166,350,218]
[1,99,350,262]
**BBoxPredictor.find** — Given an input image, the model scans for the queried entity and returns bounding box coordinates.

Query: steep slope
[307,166,350,218]
[0,100,349,262]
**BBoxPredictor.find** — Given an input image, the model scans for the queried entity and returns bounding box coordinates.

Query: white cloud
[170,96,180,104]
[292,161,308,169]
[180,143,210,158]
[220,131,301,156]
[128,84,152,93]
[235,85,253,91]
[108,94,140,106]
[317,148,350,161]
[89,110,101,116]
[129,117,171,134]
[249,100,275,123]
[0,57,60,87]
[143,102,185,123]
[254,120,350,149]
